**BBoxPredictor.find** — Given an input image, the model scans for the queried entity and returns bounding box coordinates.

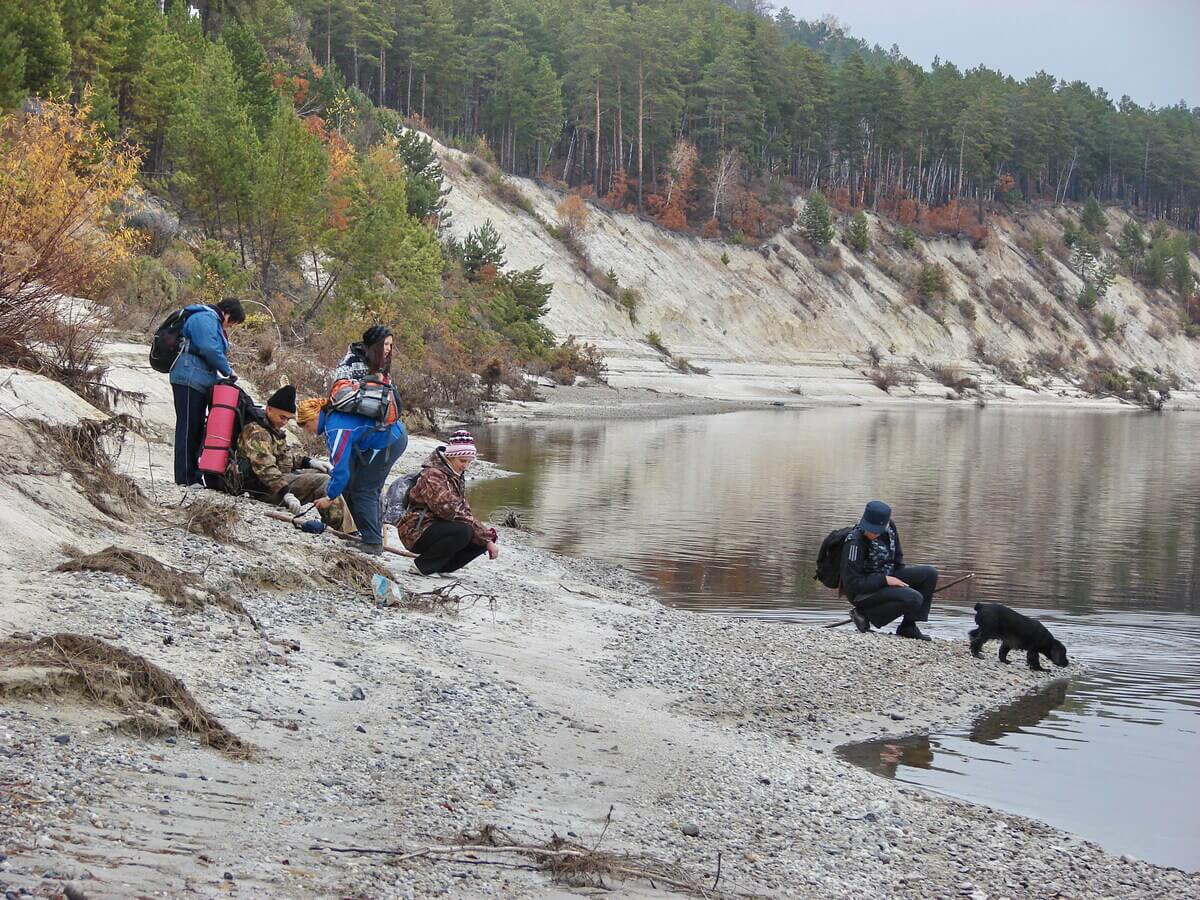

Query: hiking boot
[850,608,871,633]
[896,622,932,641]
[359,542,384,557]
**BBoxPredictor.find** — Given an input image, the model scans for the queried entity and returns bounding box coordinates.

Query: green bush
[897,226,917,251]
[1099,312,1118,338]
[845,210,870,253]
[917,263,948,299]
[801,191,834,248]
[1077,283,1098,310]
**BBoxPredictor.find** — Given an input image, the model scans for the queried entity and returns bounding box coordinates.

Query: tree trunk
[406,62,413,115]
[594,79,601,196]
[378,43,385,108]
[637,65,645,212]
[326,1,332,67]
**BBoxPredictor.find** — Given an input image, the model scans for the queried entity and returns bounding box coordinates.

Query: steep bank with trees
[0,0,1197,413]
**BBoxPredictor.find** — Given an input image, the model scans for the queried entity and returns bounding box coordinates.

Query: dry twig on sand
[381,581,496,616]
[0,633,252,757]
[56,544,251,622]
[311,825,739,897]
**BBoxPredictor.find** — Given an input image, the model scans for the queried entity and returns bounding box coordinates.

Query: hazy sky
[781,0,1199,109]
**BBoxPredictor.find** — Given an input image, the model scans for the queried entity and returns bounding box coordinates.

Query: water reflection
[469,408,1200,871]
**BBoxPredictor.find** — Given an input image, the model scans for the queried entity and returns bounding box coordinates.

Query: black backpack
[814,526,856,589]
[149,307,198,373]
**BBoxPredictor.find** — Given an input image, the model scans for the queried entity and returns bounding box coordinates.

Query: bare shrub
[865,343,884,366]
[867,364,914,393]
[555,194,592,244]
[1031,348,1072,374]
[814,254,844,277]
[931,363,979,392]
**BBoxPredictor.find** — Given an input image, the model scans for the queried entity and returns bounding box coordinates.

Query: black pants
[412,521,486,575]
[853,564,938,628]
[172,383,208,486]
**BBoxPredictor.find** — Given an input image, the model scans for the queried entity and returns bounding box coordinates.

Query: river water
[468,407,1200,872]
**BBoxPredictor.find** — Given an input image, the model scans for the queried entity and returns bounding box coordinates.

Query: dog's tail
[974,602,982,612]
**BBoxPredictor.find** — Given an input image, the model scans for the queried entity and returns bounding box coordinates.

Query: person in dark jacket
[840,500,937,640]
[168,297,245,485]
[394,431,499,576]
[311,325,407,555]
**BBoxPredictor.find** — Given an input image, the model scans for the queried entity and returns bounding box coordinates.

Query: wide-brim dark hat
[266,385,297,414]
[858,499,892,534]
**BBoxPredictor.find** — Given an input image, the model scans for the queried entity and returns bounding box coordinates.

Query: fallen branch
[310,828,741,898]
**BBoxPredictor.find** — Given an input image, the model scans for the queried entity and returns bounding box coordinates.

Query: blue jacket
[318,406,407,500]
[169,305,232,392]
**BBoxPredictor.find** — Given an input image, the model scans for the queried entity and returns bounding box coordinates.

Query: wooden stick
[825,572,976,629]
[265,511,417,558]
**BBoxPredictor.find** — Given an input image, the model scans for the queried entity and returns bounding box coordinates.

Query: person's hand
[886,575,908,588]
[227,369,238,383]
[314,497,332,512]
[486,541,500,561]
[308,458,332,474]
[282,493,302,514]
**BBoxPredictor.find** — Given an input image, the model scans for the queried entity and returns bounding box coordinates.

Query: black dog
[968,602,1068,671]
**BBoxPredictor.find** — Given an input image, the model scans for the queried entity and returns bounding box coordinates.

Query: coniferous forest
[1,0,1197,408]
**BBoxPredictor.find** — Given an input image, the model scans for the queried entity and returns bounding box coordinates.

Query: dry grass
[930,363,979,392]
[55,544,249,621]
[32,416,145,519]
[0,633,252,757]
[325,549,390,594]
[179,495,244,545]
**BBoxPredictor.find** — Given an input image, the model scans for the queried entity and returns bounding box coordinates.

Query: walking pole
[265,510,417,558]
[824,572,975,629]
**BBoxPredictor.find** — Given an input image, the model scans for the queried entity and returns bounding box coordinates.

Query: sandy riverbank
[3,503,1194,899]
[1,374,1197,899]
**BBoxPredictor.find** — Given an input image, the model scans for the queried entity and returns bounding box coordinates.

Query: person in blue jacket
[297,326,407,554]
[168,298,246,486]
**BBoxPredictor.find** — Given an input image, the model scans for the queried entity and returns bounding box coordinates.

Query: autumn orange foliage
[0,97,141,365]
[605,168,629,208]
[702,217,721,238]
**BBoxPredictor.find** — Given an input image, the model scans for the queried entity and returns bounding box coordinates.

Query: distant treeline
[3,0,1198,230]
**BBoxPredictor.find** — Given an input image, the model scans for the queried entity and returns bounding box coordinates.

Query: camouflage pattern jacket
[237,421,308,499]
[396,450,497,550]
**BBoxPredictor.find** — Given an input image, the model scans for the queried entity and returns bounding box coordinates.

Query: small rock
[355,724,367,734]
[680,823,700,837]
[165,737,177,746]
[64,886,87,900]
[53,734,70,745]
[223,871,234,881]
[350,686,366,701]
[1120,854,1137,864]
[890,713,906,721]
[758,776,771,785]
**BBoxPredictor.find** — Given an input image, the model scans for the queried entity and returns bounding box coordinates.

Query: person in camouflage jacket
[236,386,350,531]
[396,432,498,575]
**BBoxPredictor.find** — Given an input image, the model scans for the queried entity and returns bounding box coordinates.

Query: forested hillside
[1,0,1197,412]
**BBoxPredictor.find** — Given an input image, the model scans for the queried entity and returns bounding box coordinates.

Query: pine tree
[4,0,71,96]
[391,128,450,227]
[801,191,834,248]
[222,25,276,137]
[0,30,27,110]
[529,55,563,178]
[845,210,870,253]
[462,220,506,278]
[1169,233,1195,298]
[1080,194,1108,235]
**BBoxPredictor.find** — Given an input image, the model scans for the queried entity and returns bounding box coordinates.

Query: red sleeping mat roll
[198,383,241,475]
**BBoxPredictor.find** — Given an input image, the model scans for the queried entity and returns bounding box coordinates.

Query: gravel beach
[1,376,1196,899]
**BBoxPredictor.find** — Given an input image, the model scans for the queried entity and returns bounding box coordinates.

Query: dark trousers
[412,520,486,575]
[345,439,406,546]
[172,383,208,486]
[853,564,938,628]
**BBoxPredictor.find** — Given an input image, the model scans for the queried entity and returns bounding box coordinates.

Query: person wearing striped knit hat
[395,430,499,576]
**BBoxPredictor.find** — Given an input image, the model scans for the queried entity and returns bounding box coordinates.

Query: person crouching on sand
[395,431,499,576]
